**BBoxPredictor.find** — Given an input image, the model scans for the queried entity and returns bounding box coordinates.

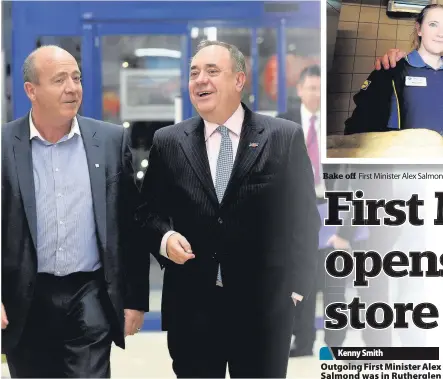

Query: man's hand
[327,234,351,250]
[166,233,195,264]
[2,303,8,329]
[375,48,407,70]
[124,309,144,337]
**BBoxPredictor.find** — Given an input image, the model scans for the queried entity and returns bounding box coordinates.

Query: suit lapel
[178,105,268,207]
[13,115,38,250]
[222,107,268,205]
[78,117,107,252]
[179,119,218,206]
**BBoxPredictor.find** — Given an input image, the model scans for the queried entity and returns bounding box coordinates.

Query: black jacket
[1,114,145,353]
[138,104,320,330]
[344,59,409,135]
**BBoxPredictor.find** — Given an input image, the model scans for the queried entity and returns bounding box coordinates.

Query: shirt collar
[204,104,244,142]
[300,103,320,121]
[406,50,443,70]
[29,111,81,141]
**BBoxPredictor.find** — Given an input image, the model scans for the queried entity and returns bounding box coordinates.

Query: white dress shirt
[30,111,81,141]
[159,104,302,304]
[300,104,325,198]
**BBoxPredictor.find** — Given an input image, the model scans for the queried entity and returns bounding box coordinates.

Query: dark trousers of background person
[395,276,426,347]
[291,248,348,356]
[355,273,392,347]
[6,270,114,378]
[393,223,427,348]
[167,286,295,378]
[351,239,392,348]
[291,246,392,356]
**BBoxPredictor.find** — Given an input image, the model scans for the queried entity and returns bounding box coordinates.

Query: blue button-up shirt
[388,50,443,134]
[30,113,101,276]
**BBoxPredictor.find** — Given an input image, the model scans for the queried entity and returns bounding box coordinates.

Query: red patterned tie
[307,115,320,185]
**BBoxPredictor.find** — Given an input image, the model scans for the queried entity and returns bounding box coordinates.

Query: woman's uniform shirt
[388,50,443,133]
[344,51,443,135]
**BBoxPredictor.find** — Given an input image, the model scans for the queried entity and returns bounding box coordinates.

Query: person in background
[137,40,320,378]
[278,65,348,357]
[1,46,147,378]
[326,164,403,363]
[278,65,322,196]
[345,4,443,135]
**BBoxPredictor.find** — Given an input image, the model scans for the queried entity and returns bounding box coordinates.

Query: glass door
[101,34,183,125]
[81,22,190,124]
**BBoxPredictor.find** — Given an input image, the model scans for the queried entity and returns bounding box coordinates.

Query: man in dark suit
[1,46,148,377]
[137,40,320,378]
[278,65,348,357]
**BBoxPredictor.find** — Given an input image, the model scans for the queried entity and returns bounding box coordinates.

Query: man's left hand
[124,309,145,337]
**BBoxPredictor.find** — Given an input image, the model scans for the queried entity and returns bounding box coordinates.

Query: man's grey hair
[193,40,247,75]
[23,45,64,84]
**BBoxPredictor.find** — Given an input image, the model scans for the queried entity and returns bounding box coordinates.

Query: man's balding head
[23,45,82,125]
[23,45,76,84]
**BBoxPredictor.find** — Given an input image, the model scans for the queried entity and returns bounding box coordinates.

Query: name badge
[405,76,427,87]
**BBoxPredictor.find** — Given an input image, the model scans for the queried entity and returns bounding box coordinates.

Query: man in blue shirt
[1,46,147,378]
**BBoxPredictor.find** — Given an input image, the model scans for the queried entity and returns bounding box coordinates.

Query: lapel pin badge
[95,164,100,168]
[249,143,259,148]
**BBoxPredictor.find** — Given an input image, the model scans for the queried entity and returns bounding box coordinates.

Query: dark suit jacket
[1,114,147,354]
[137,104,320,331]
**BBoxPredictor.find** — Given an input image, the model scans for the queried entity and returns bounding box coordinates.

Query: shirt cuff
[291,292,304,306]
[160,231,177,259]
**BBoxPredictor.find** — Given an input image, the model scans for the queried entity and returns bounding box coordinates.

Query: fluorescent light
[387,0,428,13]
[205,27,217,41]
[191,28,199,39]
[134,48,181,58]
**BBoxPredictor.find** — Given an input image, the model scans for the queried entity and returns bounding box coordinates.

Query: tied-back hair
[412,3,443,50]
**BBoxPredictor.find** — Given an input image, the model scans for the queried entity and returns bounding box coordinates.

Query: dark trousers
[167,286,295,378]
[292,248,347,352]
[6,270,113,378]
[292,248,392,351]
